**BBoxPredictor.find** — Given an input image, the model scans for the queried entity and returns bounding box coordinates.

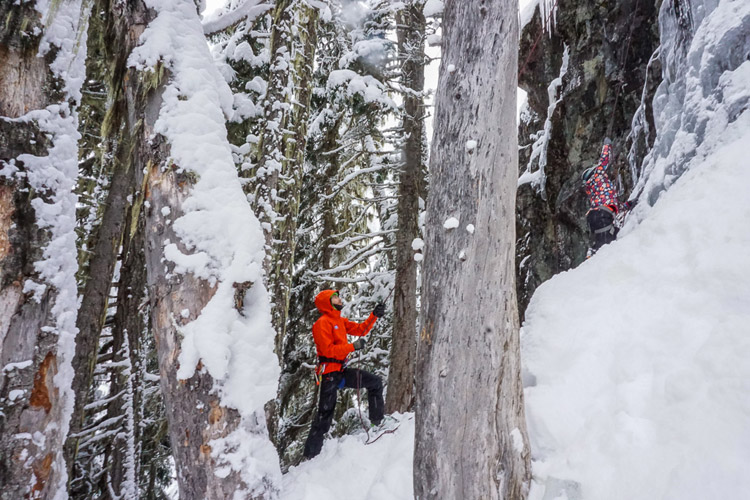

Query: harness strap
[317,355,348,365]
[587,205,616,216]
[594,224,615,234]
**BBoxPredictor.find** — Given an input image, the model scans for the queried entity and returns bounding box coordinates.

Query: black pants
[587,207,618,251]
[303,368,384,458]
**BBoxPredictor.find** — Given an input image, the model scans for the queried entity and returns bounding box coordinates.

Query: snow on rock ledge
[634,0,750,207]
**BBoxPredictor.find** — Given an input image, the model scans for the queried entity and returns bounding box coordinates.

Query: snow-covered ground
[523,1,750,497]
[522,109,750,500]
[281,414,414,500]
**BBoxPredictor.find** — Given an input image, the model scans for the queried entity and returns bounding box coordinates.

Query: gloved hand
[603,137,613,145]
[624,198,638,210]
[373,303,386,318]
[352,339,366,351]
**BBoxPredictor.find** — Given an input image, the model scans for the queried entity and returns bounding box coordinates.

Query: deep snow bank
[522,88,750,500]
[523,1,750,498]
[281,414,414,500]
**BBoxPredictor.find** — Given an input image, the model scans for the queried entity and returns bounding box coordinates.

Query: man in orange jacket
[302,289,386,459]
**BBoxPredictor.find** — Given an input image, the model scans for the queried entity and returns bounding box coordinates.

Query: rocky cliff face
[516,0,661,316]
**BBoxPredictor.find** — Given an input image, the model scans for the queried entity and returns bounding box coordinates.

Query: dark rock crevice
[516,0,661,317]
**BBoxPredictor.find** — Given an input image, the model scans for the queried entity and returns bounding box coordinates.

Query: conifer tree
[387,0,427,414]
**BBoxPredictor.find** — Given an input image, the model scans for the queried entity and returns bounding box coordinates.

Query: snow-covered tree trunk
[125,1,280,498]
[0,2,88,497]
[143,143,252,500]
[387,0,426,414]
[252,0,294,239]
[414,1,531,499]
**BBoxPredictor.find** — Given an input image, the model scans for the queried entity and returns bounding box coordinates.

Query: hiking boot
[370,414,398,431]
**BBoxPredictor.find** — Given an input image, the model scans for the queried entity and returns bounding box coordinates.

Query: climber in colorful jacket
[302,289,386,459]
[581,138,636,252]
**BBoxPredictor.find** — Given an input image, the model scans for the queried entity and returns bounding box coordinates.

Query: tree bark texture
[387,1,427,414]
[268,2,319,357]
[0,3,87,498]
[125,3,275,498]
[414,1,531,499]
[65,0,151,481]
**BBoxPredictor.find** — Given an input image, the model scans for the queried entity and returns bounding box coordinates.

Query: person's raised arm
[344,303,384,337]
[597,138,613,171]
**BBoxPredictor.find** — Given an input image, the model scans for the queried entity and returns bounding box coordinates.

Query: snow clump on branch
[327,69,398,109]
[423,0,444,17]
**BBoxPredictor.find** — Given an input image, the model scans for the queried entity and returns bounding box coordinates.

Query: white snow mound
[282,414,414,500]
[522,112,750,500]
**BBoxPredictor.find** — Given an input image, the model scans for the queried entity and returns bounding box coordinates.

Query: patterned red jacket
[583,144,623,213]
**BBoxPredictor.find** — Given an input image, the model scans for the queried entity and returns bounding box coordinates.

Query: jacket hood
[315,289,338,315]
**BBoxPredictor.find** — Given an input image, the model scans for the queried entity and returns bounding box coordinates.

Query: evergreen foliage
[0,0,428,494]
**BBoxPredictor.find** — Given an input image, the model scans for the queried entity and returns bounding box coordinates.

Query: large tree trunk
[125,2,280,498]
[142,144,251,500]
[0,2,88,498]
[414,1,531,499]
[386,0,427,414]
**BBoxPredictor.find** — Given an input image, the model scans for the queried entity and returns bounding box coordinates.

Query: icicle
[626,45,661,186]
[518,44,569,199]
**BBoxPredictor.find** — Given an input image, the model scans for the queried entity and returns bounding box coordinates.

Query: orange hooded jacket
[313,289,377,375]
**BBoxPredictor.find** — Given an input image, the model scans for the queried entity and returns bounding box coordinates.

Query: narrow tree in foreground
[414,1,531,499]
[386,0,426,414]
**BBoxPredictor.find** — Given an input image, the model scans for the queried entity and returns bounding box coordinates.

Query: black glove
[373,303,386,318]
[352,339,366,351]
[624,198,638,210]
